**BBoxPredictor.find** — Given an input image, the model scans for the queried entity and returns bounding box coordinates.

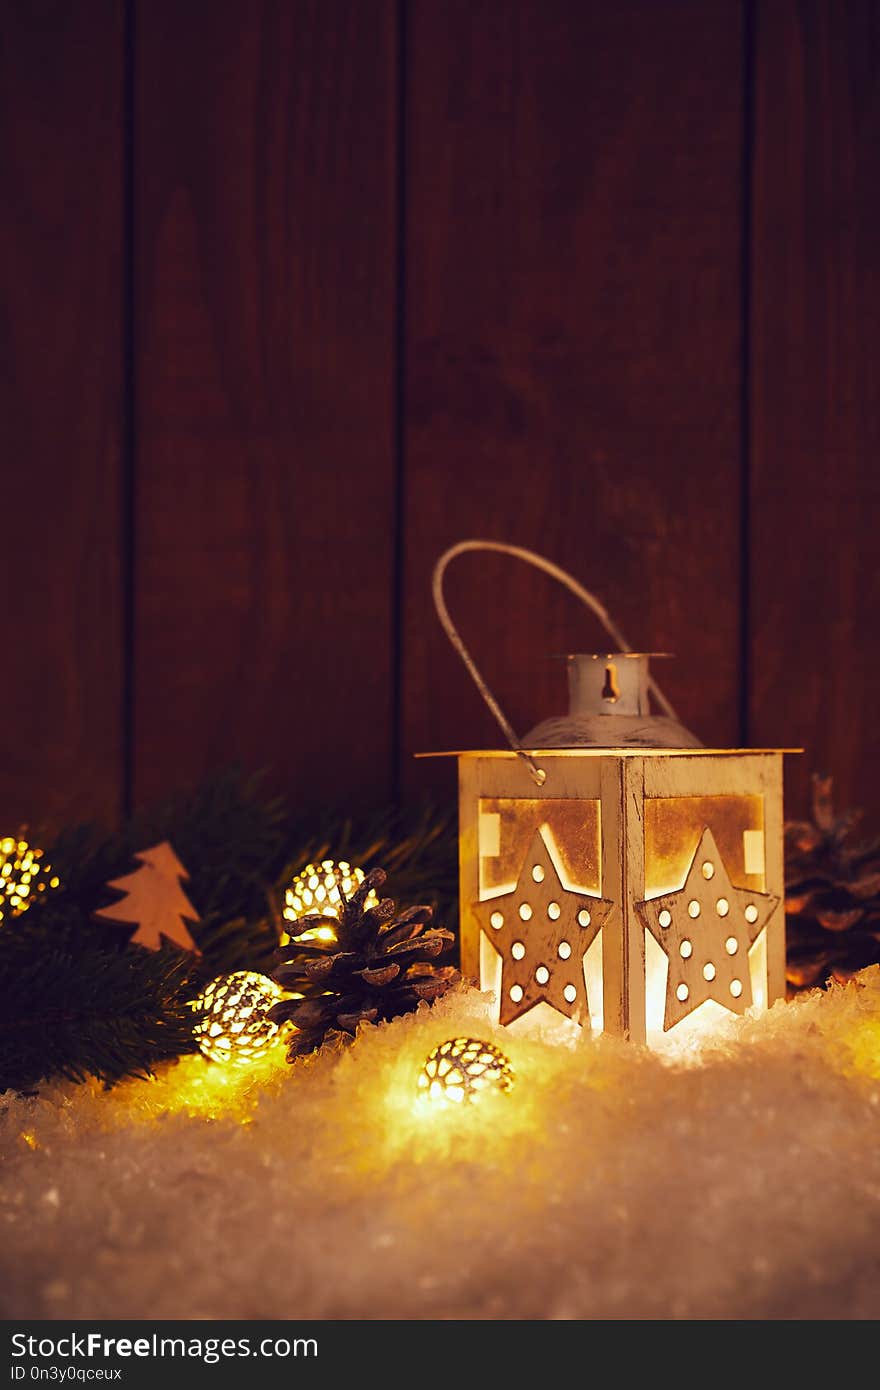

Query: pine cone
[268,867,459,1057]
[785,775,880,990]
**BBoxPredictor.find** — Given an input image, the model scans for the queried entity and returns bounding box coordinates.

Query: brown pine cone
[268,867,458,1057]
[785,775,880,989]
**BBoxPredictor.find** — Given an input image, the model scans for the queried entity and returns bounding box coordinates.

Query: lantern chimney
[525,653,702,750]
[569,652,649,717]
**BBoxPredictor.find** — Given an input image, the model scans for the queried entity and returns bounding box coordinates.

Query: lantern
[427,542,792,1046]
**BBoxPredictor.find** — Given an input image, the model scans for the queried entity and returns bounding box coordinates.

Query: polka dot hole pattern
[418,1037,514,1105]
[192,971,285,1066]
[283,860,377,943]
[0,837,60,922]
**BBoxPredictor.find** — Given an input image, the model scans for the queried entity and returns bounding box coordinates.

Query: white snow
[3,969,880,1320]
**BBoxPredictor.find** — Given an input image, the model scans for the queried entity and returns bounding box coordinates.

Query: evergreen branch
[276,800,459,933]
[0,922,200,1093]
[1,768,460,1091]
[195,913,279,977]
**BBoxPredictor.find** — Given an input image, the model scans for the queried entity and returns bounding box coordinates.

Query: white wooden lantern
[428,542,791,1046]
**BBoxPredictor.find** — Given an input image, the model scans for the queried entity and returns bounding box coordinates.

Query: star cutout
[472,826,613,1027]
[637,826,778,1031]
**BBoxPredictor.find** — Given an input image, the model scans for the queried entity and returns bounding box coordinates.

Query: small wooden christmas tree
[95,842,201,952]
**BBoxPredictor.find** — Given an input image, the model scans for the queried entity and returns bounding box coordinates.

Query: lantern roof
[416,747,801,759]
[552,651,672,659]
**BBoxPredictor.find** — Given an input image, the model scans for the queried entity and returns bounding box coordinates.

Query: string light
[417,1037,514,1105]
[0,837,59,923]
[192,971,285,1065]
[282,860,378,944]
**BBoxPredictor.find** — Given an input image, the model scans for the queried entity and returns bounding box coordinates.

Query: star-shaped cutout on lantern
[472,826,614,1027]
[636,826,778,1032]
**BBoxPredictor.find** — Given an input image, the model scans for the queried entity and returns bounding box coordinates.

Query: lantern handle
[432,539,681,787]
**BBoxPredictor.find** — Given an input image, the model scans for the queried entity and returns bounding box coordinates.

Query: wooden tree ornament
[95,842,201,952]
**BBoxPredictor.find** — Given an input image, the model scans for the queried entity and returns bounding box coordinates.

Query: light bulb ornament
[418,1037,514,1105]
[192,970,286,1065]
[282,859,378,944]
[0,836,59,923]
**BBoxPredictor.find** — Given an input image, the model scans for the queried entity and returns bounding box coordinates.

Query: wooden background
[2,0,877,834]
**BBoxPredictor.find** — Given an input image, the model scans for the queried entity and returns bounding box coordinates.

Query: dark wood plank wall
[401,0,745,799]
[750,0,880,825]
[134,0,398,811]
[0,1,124,832]
[0,0,876,835]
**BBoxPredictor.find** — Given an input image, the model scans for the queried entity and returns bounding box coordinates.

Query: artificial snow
[3,971,880,1320]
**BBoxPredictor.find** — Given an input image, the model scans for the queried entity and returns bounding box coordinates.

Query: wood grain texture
[749,0,880,824]
[0,0,123,830]
[400,0,746,800]
[133,0,398,809]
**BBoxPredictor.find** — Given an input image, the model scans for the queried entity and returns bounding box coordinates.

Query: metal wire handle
[432,539,679,787]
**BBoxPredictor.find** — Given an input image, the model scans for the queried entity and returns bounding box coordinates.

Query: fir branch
[42,767,289,920]
[276,801,459,935]
[195,913,279,977]
[2,769,460,1090]
[0,920,200,1093]
[126,766,289,925]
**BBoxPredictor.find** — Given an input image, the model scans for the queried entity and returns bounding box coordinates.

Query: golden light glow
[461,746,785,1051]
[417,1037,514,1105]
[0,836,59,922]
[644,796,765,899]
[642,823,776,1041]
[281,859,377,945]
[842,994,880,1081]
[192,971,285,1065]
[478,798,601,899]
[74,1046,291,1125]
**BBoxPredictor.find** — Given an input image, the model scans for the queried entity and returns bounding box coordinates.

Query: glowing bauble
[282,859,378,944]
[192,971,285,1065]
[0,837,59,923]
[417,1037,514,1105]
